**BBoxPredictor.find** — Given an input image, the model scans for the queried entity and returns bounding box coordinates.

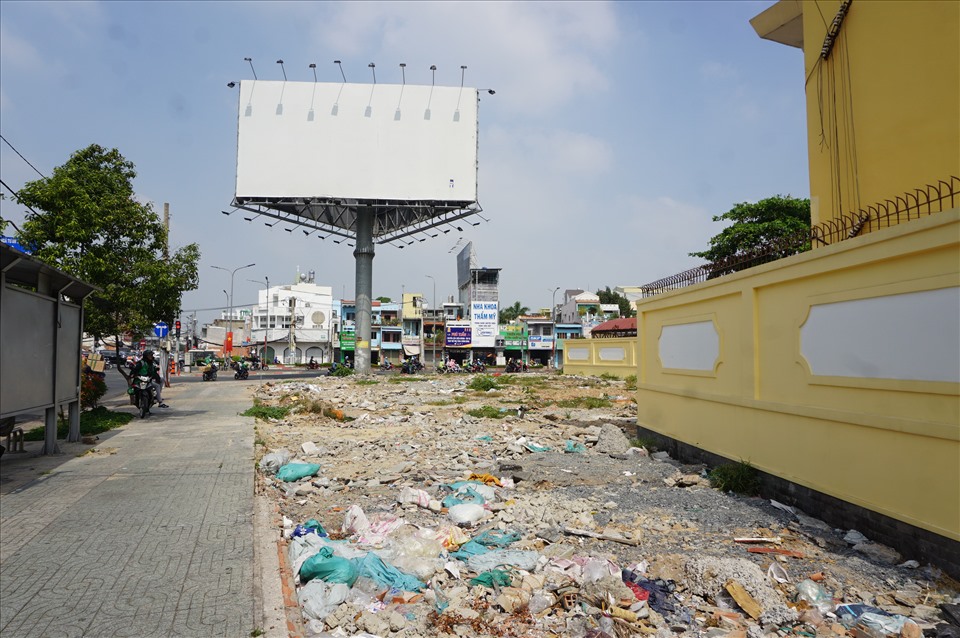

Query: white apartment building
[250,278,334,364]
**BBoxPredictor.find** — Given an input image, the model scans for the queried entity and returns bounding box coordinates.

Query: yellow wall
[634,211,959,540]
[802,1,960,225]
[563,337,639,379]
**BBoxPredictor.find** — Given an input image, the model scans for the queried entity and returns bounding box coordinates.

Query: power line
[0,134,46,178]
[0,177,45,220]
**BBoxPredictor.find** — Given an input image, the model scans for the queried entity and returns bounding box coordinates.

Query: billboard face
[470,301,498,348]
[456,242,475,290]
[235,80,478,202]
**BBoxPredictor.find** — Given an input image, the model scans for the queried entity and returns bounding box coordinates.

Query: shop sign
[446,325,472,347]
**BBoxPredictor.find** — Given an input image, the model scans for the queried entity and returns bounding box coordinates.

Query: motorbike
[307,360,320,370]
[464,360,486,373]
[381,360,393,371]
[132,375,157,418]
[401,358,424,374]
[202,362,218,381]
[232,361,249,380]
[505,360,527,373]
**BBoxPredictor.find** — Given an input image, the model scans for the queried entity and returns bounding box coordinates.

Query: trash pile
[253,374,960,638]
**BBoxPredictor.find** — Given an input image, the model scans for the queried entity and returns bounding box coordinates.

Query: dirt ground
[250,371,959,638]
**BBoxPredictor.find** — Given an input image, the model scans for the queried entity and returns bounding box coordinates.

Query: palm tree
[499,301,530,324]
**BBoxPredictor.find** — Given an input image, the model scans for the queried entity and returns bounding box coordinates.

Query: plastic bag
[473,530,520,548]
[352,552,425,592]
[449,503,486,526]
[382,528,444,581]
[293,518,328,538]
[467,549,539,573]
[525,441,551,453]
[470,569,512,588]
[450,540,490,561]
[259,449,292,475]
[564,440,587,453]
[397,486,431,508]
[796,578,834,614]
[298,579,349,620]
[300,547,359,586]
[432,525,470,549]
[442,486,486,508]
[276,462,321,482]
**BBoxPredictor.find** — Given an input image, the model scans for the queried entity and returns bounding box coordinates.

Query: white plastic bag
[397,486,431,508]
[260,449,293,475]
[298,580,349,620]
[448,503,486,526]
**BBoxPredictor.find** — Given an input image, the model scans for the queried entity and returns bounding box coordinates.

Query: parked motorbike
[202,362,218,381]
[232,361,249,380]
[132,375,156,418]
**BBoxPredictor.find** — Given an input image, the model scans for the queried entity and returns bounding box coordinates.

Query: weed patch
[388,376,426,383]
[708,460,761,495]
[554,396,612,409]
[242,404,291,420]
[23,407,133,442]
[468,375,501,391]
[466,406,507,419]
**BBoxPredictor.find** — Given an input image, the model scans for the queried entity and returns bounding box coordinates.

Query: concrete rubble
[252,372,960,638]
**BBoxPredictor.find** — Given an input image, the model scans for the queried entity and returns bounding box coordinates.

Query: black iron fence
[640,176,959,298]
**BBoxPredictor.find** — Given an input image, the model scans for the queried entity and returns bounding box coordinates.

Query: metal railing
[640,176,958,297]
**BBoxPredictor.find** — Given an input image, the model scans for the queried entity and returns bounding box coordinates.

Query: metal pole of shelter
[354,210,374,373]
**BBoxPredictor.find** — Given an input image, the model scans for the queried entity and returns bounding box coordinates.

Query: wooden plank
[746,547,804,558]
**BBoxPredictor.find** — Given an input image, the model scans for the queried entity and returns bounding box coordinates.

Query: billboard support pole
[354,210,374,374]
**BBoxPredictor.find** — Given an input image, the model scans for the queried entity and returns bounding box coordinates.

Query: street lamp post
[248,276,270,362]
[212,263,256,358]
[425,275,436,366]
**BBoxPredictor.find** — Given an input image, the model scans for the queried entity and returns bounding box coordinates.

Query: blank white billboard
[235,80,478,202]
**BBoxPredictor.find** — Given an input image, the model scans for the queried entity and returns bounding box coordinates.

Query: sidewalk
[0,379,279,637]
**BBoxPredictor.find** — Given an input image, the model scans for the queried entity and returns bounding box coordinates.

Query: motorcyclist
[130,350,168,408]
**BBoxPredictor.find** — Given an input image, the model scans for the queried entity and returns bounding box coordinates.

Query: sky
[0,1,809,328]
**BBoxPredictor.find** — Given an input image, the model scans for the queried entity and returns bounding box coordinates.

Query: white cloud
[700,60,738,81]
[313,1,620,114]
[620,195,718,281]
[0,25,44,71]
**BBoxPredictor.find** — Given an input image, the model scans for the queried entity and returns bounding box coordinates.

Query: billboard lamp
[400,63,406,84]
[309,63,317,82]
[244,57,257,80]
[276,59,286,81]
[221,210,233,216]
[368,62,376,84]
[334,60,346,82]
[227,81,237,88]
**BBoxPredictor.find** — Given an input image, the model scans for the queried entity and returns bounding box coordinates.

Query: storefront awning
[403,344,421,356]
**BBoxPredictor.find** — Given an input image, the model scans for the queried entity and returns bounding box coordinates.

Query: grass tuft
[708,460,761,495]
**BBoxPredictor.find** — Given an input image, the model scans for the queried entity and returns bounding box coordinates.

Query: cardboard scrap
[725,579,762,620]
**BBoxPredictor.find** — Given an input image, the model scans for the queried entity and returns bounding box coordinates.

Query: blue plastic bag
[300,547,358,585]
[276,462,321,482]
[352,553,425,592]
[473,530,520,548]
[564,440,586,453]
[450,540,490,561]
[441,486,486,508]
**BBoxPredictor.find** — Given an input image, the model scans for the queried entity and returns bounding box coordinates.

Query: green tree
[595,287,635,318]
[690,195,811,267]
[375,296,392,303]
[498,301,530,324]
[14,144,200,350]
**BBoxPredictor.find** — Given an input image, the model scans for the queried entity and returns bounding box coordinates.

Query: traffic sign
[153,321,169,338]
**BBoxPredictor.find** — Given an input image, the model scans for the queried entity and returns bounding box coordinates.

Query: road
[0,374,281,637]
